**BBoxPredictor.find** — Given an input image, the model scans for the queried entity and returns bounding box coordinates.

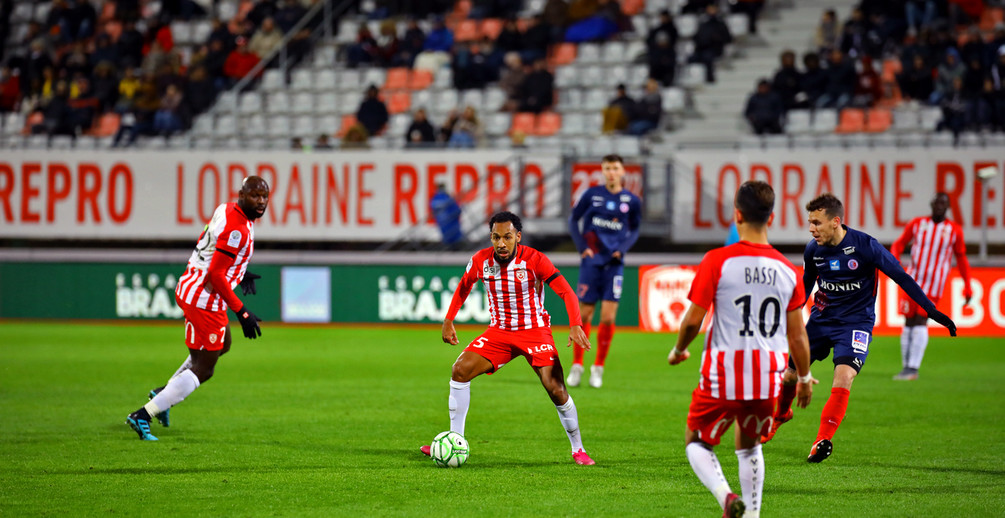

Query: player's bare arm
[669,303,707,365]
[786,309,815,408]
[568,325,591,350]
[442,319,459,345]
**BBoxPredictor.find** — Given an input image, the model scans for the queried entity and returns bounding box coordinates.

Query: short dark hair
[735,181,775,225]
[488,211,522,232]
[806,193,844,220]
[601,154,624,164]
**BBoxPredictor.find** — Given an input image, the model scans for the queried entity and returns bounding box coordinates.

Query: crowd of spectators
[743,1,1005,138]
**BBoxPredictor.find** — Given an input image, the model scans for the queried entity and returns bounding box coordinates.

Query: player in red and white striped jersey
[125,176,269,441]
[419,211,596,465]
[889,192,972,380]
[668,181,814,518]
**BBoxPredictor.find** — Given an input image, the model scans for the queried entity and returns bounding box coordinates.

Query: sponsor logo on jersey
[529,343,556,354]
[843,246,856,255]
[606,201,616,210]
[851,330,870,354]
[620,194,632,202]
[591,216,624,231]
[613,275,623,299]
[819,280,863,292]
[483,264,501,277]
[829,259,840,270]
[848,259,859,270]
[620,202,630,213]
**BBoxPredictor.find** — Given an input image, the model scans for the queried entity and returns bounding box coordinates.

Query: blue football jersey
[568,185,642,262]
[803,225,934,326]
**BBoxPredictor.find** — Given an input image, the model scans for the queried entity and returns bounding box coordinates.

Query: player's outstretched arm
[568,325,591,351]
[786,309,815,408]
[873,240,957,336]
[441,319,459,345]
[669,303,707,365]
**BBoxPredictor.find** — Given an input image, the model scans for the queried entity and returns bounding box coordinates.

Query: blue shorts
[576,259,624,304]
[790,320,873,373]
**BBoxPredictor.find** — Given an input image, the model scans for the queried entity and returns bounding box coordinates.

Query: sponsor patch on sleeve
[227,230,242,248]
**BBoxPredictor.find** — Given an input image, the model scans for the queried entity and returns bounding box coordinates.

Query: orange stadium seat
[387,91,411,114]
[454,20,479,42]
[87,113,121,137]
[622,0,645,16]
[980,7,1003,31]
[22,112,43,135]
[384,68,409,90]
[336,114,357,137]
[881,59,902,83]
[865,108,892,133]
[99,1,116,21]
[480,19,504,40]
[408,69,433,90]
[454,0,471,17]
[548,43,577,67]
[534,112,562,136]
[510,112,536,135]
[836,108,865,133]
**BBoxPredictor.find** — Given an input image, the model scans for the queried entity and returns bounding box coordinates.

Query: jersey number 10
[733,294,782,338]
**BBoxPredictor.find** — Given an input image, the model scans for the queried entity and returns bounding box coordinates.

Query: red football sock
[573,322,590,365]
[775,382,797,417]
[816,387,850,442]
[595,323,614,367]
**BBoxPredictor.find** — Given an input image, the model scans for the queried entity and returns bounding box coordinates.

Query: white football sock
[907,325,929,370]
[735,444,764,516]
[555,396,584,452]
[448,380,470,436]
[686,441,732,509]
[144,369,200,417]
[168,356,193,383]
[899,328,911,368]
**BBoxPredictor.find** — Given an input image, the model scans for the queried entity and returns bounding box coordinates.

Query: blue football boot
[148,389,170,427]
[126,413,159,441]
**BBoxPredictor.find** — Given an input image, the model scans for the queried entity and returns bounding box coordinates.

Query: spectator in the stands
[681,0,714,14]
[155,59,185,97]
[439,109,458,142]
[141,40,171,77]
[986,25,1005,65]
[839,7,882,59]
[471,0,520,20]
[153,84,184,136]
[628,78,663,136]
[447,105,481,148]
[117,21,145,68]
[602,83,635,134]
[496,18,523,54]
[772,50,803,110]
[937,77,968,142]
[48,0,91,44]
[852,55,882,108]
[931,49,966,105]
[115,67,141,113]
[357,84,389,136]
[60,42,92,81]
[898,54,935,102]
[959,26,986,68]
[477,37,504,82]
[184,66,217,116]
[91,62,119,111]
[542,0,569,41]
[207,18,236,51]
[414,16,453,71]
[249,17,283,60]
[647,10,679,53]
[0,67,20,113]
[522,15,551,64]
[343,122,371,148]
[23,41,53,95]
[115,0,141,22]
[286,26,314,68]
[347,24,379,68]
[375,20,400,67]
[815,49,856,109]
[247,0,279,30]
[963,56,986,98]
[648,30,677,87]
[161,0,206,21]
[988,46,1005,110]
[744,79,783,134]
[315,134,334,150]
[905,0,937,33]
[567,0,599,25]
[732,0,765,35]
[815,9,840,55]
[92,34,120,69]
[406,108,437,147]
[689,4,732,83]
[499,52,525,112]
[275,0,307,34]
[949,0,984,28]
[978,77,1004,132]
[36,81,77,140]
[68,75,98,131]
[224,37,262,85]
[518,58,554,114]
[394,19,426,67]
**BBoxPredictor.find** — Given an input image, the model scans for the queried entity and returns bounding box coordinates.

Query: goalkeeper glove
[928,309,957,337]
[235,307,262,339]
[239,272,261,296]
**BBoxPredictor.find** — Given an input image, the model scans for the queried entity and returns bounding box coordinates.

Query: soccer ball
[430,431,469,468]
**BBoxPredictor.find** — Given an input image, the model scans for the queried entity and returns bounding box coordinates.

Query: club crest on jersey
[515,269,527,281]
[209,333,218,343]
[829,259,840,270]
[227,230,242,248]
[843,246,856,255]
[483,264,501,277]
[620,202,630,213]
[848,259,859,270]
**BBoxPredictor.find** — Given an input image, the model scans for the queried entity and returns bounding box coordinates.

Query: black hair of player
[734,180,774,225]
[806,193,844,221]
[488,211,522,232]
[601,154,624,165]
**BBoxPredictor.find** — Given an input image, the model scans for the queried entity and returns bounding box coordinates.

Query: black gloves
[240,272,261,296]
[928,309,957,337]
[235,306,262,339]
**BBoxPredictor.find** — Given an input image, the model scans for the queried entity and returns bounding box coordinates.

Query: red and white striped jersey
[688,242,805,401]
[455,246,561,331]
[175,203,255,312]
[890,216,969,299]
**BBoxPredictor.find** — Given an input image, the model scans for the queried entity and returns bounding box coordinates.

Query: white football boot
[566,363,584,387]
[589,365,604,388]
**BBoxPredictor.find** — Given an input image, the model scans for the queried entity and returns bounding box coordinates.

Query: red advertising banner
[570,162,644,205]
[640,264,1005,337]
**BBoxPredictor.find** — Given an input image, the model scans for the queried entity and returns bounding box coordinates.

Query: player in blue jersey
[760,193,957,463]
[566,154,643,388]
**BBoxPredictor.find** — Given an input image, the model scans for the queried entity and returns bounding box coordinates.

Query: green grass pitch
[1,322,1003,517]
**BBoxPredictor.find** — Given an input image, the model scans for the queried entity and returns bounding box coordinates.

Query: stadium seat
[555,66,580,88]
[460,90,484,108]
[191,115,214,137]
[341,91,364,114]
[583,88,608,111]
[604,65,630,89]
[726,14,748,38]
[262,69,285,91]
[243,114,267,137]
[622,0,644,15]
[919,108,941,131]
[548,43,578,67]
[881,59,902,83]
[614,135,641,156]
[558,88,584,110]
[316,115,339,135]
[316,69,337,88]
[87,113,120,137]
[337,69,362,92]
[336,115,358,137]
[484,88,506,110]
[412,90,433,110]
[785,110,812,134]
[836,109,866,133]
[865,108,892,133]
[292,115,315,136]
[892,108,919,132]
[662,87,686,113]
[480,18,503,40]
[363,69,387,89]
[680,63,706,89]
[454,20,479,41]
[559,112,586,136]
[292,92,315,114]
[511,112,536,135]
[432,68,453,90]
[316,92,339,114]
[577,43,602,64]
[238,93,263,114]
[535,112,562,136]
[290,69,314,91]
[485,112,512,136]
[434,90,460,111]
[810,109,838,133]
[677,15,698,39]
[266,116,291,138]
[602,42,626,64]
[407,69,434,90]
[389,114,410,137]
[384,68,409,90]
[581,66,605,87]
[267,92,291,113]
[387,91,411,114]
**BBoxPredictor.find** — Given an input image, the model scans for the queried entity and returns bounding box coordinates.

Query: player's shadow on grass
[870,463,1005,478]
[48,465,331,475]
